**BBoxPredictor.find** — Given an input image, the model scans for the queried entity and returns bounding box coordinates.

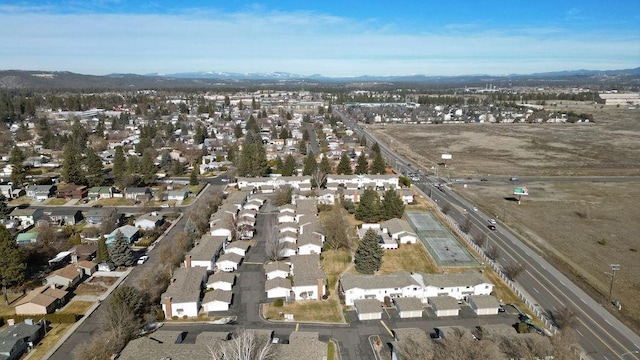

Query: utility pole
[609,264,621,303]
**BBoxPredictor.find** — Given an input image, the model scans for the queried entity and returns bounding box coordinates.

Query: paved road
[336,108,640,359]
[305,122,321,156]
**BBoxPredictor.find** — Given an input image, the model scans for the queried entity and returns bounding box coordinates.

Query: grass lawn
[44,198,68,205]
[0,292,22,317]
[181,197,195,206]
[263,298,344,323]
[27,323,73,360]
[96,198,135,206]
[322,249,352,289]
[58,300,94,315]
[327,341,336,360]
[188,184,204,194]
[378,243,437,275]
[8,196,32,206]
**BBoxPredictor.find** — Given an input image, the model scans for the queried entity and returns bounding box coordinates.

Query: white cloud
[0,8,637,76]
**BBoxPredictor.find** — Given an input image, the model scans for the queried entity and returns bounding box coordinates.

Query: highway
[335,108,640,359]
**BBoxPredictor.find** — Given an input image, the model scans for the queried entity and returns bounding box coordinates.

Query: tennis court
[406,211,480,267]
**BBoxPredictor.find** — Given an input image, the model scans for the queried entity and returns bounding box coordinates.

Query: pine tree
[299,141,307,156]
[9,146,26,186]
[302,151,317,176]
[85,147,104,187]
[159,149,172,171]
[336,153,353,175]
[354,228,384,274]
[319,156,333,174]
[96,236,110,263]
[246,115,260,134]
[381,188,405,220]
[0,225,26,304]
[282,155,296,176]
[355,187,382,222]
[109,230,134,267]
[171,160,184,176]
[370,151,387,175]
[184,217,200,243]
[274,156,283,171]
[62,143,84,184]
[355,153,368,174]
[280,127,290,139]
[0,194,9,218]
[189,166,199,185]
[140,148,157,185]
[234,123,243,139]
[372,142,381,154]
[237,132,268,177]
[113,146,126,186]
[302,128,310,142]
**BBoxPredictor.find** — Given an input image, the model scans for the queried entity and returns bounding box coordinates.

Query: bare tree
[272,185,292,206]
[550,328,579,360]
[73,331,121,360]
[312,169,327,189]
[227,213,254,242]
[432,329,505,360]
[321,206,351,250]
[208,328,276,360]
[440,202,451,214]
[550,306,577,330]
[473,230,487,248]
[486,245,500,260]
[460,214,472,234]
[503,262,525,280]
[264,216,283,261]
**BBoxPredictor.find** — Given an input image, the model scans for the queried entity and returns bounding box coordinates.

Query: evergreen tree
[359,136,367,146]
[85,147,104,187]
[302,151,317,176]
[61,143,84,184]
[9,146,26,186]
[159,149,172,171]
[0,225,26,304]
[113,146,126,186]
[189,166,199,185]
[184,217,200,244]
[302,128,310,142]
[96,236,110,263]
[372,142,381,154]
[319,156,333,175]
[127,155,140,175]
[299,141,307,155]
[108,230,134,267]
[0,194,9,218]
[280,127,290,139]
[274,156,283,171]
[237,132,267,177]
[355,187,382,222]
[370,151,387,175]
[355,153,368,174]
[282,155,296,176]
[245,115,260,134]
[336,153,353,175]
[234,123,243,139]
[354,228,384,274]
[140,149,157,184]
[171,160,184,176]
[381,189,405,219]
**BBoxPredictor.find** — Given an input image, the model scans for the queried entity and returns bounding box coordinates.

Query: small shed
[468,294,500,315]
[428,296,460,317]
[354,299,382,321]
[393,297,424,318]
[265,277,292,299]
[202,289,233,312]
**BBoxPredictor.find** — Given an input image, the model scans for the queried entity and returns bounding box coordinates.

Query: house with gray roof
[134,211,164,230]
[186,235,226,271]
[0,320,44,360]
[428,296,460,317]
[202,289,233,312]
[106,225,139,245]
[161,267,207,319]
[264,261,290,280]
[380,218,418,244]
[467,294,501,315]
[393,297,424,318]
[118,330,230,360]
[354,299,383,320]
[25,184,55,202]
[289,254,326,301]
[215,252,244,272]
[206,272,235,291]
[414,270,494,300]
[9,208,43,227]
[265,277,292,299]
[340,271,421,306]
[225,241,250,257]
[276,331,328,360]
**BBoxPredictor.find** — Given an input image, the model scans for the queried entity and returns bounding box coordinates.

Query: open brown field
[373,103,640,332]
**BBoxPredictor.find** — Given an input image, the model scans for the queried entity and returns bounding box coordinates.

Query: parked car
[92,204,103,208]
[137,256,149,265]
[160,204,170,208]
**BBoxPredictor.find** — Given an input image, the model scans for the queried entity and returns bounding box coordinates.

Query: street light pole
[609,264,621,303]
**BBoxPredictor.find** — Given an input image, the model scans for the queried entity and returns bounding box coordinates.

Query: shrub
[172,315,178,320]
[182,315,188,319]
[273,298,284,307]
[156,309,166,321]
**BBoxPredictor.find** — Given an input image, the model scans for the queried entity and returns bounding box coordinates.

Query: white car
[488,219,497,225]
[160,204,170,208]
[137,256,149,265]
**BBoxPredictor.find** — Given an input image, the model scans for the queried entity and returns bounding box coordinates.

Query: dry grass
[73,283,107,296]
[8,196,32,206]
[58,300,94,315]
[27,323,73,360]
[0,292,22,317]
[262,298,344,323]
[95,197,135,206]
[375,103,640,332]
[378,243,437,274]
[322,249,352,289]
[44,198,68,205]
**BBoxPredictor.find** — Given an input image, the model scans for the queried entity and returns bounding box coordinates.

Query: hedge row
[1,313,80,324]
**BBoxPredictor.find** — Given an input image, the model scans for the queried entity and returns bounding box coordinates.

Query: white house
[354,299,383,321]
[278,222,298,234]
[265,277,292,299]
[297,231,324,255]
[428,296,460,317]
[393,297,424,318]
[206,272,235,291]
[161,267,207,319]
[278,242,297,258]
[215,253,243,272]
[225,242,250,257]
[278,230,297,244]
[416,270,494,301]
[264,262,289,280]
[468,295,500,315]
[202,289,233,312]
[290,255,326,301]
[134,212,164,230]
[185,235,226,271]
[380,218,418,245]
[339,271,421,306]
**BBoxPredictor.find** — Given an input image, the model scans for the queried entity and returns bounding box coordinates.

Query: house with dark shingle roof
[202,289,233,312]
[0,321,44,360]
[161,267,207,319]
[289,254,326,301]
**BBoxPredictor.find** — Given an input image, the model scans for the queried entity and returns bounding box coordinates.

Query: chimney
[185,255,192,268]
[317,278,324,299]
[163,297,172,319]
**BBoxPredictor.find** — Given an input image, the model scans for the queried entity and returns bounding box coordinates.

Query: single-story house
[354,299,383,321]
[279,242,298,258]
[0,320,45,360]
[84,208,120,226]
[9,208,43,228]
[161,267,207,319]
[185,235,226,271]
[290,254,326,301]
[16,232,38,246]
[134,212,164,230]
[44,264,82,288]
[225,242,250,257]
[467,294,501,315]
[167,190,188,201]
[124,187,152,201]
[264,261,289,280]
[202,289,233,312]
[428,296,460,317]
[106,225,140,245]
[26,184,55,202]
[74,260,98,277]
[380,218,418,244]
[14,286,69,315]
[206,272,235,291]
[215,253,243,272]
[88,186,114,200]
[393,297,424,318]
[47,208,83,226]
[265,277,292,299]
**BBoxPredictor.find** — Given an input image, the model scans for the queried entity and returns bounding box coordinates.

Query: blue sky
[0,0,638,76]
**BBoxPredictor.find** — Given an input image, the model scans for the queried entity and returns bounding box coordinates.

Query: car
[488,219,497,225]
[480,178,488,182]
[510,177,519,182]
[488,225,497,231]
[137,256,148,265]
[271,337,280,344]
[473,206,478,212]
[91,204,103,208]
[221,178,229,182]
[160,204,170,208]
[498,305,506,313]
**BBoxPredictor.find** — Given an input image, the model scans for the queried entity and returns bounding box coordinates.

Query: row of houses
[236,173,401,193]
[265,254,327,301]
[358,218,418,250]
[275,200,325,257]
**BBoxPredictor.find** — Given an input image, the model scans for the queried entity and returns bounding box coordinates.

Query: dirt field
[373,102,640,332]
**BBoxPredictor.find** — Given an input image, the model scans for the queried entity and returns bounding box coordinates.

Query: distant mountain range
[0,67,638,90]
